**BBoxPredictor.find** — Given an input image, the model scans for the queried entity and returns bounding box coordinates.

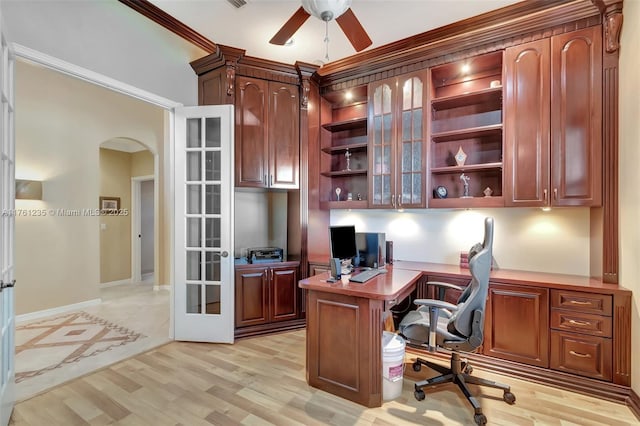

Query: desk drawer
[550,330,612,381]
[550,290,612,316]
[550,310,612,337]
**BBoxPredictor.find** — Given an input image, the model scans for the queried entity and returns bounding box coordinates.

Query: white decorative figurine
[335,187,341,201]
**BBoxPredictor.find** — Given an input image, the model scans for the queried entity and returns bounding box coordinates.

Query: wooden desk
[299,267,422,407]
[300,262,632,406]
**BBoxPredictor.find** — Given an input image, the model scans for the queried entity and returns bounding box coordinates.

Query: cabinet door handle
[270,175,273,186]
[553,188,558,200]
[568,319,591,326]
[569,350,592,358]
[543,189,548,203]
[391,193,396,208]
[397,194,401,208]
[264,174,267,185]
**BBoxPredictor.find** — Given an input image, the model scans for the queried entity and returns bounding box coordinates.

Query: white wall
[3,0,206,106]
[619,0,640,394]
[332,207,590,275]
[15,60,165,315]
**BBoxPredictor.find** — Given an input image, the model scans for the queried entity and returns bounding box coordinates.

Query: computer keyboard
[349,269,381,283]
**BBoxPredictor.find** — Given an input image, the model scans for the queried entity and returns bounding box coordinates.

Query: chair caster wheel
[412,361,422,372]
[464,364,474,374]
[474,413,487,425]
[414,389,425,401]
[503,391,516,404]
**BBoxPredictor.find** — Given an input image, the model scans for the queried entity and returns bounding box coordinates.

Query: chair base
[412,352,515,426]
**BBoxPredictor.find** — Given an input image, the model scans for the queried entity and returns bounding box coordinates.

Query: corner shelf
[431,86,502,111]
[431,162,503,174]
[321,117,367,132]
[320,169,367,177]
[321,142,367,155]
[431,124,502,143]
[429,196,505,208]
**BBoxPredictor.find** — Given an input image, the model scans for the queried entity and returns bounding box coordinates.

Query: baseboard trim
[405,346,631,404]
[16,298,101,323]
[101,278,132,288]
[628,388,640,421]
[153,284,170,291]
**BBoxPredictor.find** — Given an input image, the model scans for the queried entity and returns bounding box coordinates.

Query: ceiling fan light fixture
[301,0,352,22]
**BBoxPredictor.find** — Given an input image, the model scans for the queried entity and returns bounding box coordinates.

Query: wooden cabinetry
[549,289,612,381]
[319,86,368,209]
[484,282,549,367]
[428,52,504,208]
[234,262,300,334]
[504,26,602,207]
[369,71,428,209]
[236,76,299,189]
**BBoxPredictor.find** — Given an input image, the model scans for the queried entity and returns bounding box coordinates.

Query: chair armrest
[426,281,463,292]
[413,298,458,312]
[413,298,458,352]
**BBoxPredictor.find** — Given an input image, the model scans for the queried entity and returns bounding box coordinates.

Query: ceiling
[147,0,523,67]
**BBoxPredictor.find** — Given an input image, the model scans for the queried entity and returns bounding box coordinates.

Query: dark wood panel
[234,268,268,327]
[550,331,612,381]
[271,266,298,321]
[268,81,300,188]
[484,283,549,367]
[550,26,602,206]
[504,38,550,207]
[235,76,268,187]
[199,69,228,106]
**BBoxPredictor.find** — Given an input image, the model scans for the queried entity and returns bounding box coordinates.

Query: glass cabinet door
[398,75,426,208]
[370,81,395,207]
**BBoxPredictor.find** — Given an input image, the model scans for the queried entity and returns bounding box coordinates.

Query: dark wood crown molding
[118,0,216,54]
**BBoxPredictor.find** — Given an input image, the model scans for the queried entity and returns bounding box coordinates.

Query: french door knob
[221,251,229,258]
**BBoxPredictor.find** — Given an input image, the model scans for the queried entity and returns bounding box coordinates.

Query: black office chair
[398,217,515,426]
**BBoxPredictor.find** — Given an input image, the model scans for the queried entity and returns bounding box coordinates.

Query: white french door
[0,6,15,424]
[174,106,234,343]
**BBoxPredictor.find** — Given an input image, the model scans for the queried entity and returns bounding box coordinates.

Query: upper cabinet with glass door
[428,51,504,208]
[369,71,427,209]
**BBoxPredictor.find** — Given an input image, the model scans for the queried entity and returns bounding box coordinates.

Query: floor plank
[10,330,640,425]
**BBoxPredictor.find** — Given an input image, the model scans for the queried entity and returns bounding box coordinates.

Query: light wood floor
[10,330,639,425]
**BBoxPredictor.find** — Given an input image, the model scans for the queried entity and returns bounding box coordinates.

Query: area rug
[15,311,145,383]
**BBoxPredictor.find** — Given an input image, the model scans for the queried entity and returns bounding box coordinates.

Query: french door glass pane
[186,218,201,248]
[205,184,221,215]
[186,152,201,181]
[205,151,221,181]
[205,285,221,314]
[413,142,422,172]
[186,251,201,280]
[186,185,201,214]
[205,117,221,147]
[186,118,201,148]
[205,218,221,248]
[186,284,202,313]
[205,252,221,282]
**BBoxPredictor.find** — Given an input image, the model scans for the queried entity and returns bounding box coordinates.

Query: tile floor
[15,283,170,402]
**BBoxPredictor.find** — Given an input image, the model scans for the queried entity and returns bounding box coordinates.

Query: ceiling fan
[269,0,373,53]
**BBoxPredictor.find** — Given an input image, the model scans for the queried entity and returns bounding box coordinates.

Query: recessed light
[285,38,295,46]
[345,91,353,101]
[461,64,471,74]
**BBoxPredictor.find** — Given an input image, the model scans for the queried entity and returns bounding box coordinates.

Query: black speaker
[330,258,341,279]
[386,241,393,264]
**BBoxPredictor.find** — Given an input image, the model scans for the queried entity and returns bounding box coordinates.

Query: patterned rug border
[16,311,146,383]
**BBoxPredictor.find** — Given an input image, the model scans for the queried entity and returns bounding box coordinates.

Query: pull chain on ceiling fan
[269,0,372,54]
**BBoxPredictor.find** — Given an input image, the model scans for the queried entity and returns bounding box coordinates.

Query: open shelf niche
[319,85,368,209]
[428,51,505,208]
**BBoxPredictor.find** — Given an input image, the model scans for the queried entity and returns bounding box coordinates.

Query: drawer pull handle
[568,300,592,305]
[568,319,591,326]
[569,350,591,358]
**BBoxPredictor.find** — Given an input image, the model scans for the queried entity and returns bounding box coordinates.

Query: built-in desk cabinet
[504,26,602,207]
[235,261,303,338]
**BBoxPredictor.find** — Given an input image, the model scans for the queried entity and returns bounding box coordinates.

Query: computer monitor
[329,225,358,265]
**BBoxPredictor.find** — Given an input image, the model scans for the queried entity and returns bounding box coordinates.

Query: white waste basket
[382,331,406,400]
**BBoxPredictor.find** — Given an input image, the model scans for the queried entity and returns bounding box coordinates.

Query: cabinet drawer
[550,331,612,381]
[550,290,612,316]
[550,310,612,337]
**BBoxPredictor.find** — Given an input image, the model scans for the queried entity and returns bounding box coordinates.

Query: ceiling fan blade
[269,6,311,45]
[335,8,372,52]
